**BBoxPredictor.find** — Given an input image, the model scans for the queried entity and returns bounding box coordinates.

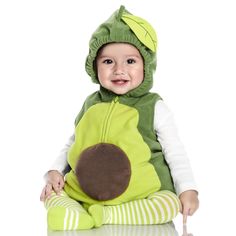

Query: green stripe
[130,201,136,224]
[139,200,146,224]
[159,194,174,221]
[101,191,179,225]
[152,197,164,223]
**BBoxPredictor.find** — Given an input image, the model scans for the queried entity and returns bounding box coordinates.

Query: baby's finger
[56,178,65,191]
[183,207,190,225]
[40,187,47,201]
[45,184,53,199]
[53,183,62,195]
[183,213,188,225]
[188,207,196,216]
[59,179,65,188]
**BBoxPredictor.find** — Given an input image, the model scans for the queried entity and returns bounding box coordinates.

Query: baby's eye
[127,59,136,64]
[103,59,113,64]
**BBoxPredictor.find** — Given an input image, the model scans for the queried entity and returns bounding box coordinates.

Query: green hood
[85,5,157,97]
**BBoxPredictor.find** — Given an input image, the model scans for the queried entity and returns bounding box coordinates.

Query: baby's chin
[102,84,135,95]
[109,89,129,95]
[108,86,133,95]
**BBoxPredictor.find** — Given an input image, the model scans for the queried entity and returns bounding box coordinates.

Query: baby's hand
[179,190,199,224]
[40,170,65,202]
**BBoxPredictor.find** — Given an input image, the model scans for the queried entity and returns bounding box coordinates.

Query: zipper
[101,96,119,142]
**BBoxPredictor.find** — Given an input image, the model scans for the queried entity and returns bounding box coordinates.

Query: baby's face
[96,43,144,95]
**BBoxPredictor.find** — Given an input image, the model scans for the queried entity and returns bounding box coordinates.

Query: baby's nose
[113,64,126,75]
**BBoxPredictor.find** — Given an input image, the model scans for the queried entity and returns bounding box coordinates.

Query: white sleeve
[44,135,74,180]
[154,100,198,196]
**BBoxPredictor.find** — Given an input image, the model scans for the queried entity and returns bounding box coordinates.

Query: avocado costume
[63,5,175,206]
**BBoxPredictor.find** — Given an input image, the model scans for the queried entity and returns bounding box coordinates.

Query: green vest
[64,90,174,205]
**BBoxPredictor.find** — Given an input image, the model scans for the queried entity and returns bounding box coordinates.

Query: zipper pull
[114,96,119,103]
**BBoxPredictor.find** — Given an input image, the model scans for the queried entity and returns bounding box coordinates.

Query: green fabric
[76,90,174,192]
[89,190,180,226]
[121,13,157,52]
[45,191,94,230]
[65,97,161,205]
[45,190,179,229]
[85,5,157,97]
[65,91,175,205]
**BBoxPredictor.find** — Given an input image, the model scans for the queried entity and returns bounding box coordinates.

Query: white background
[0,0,236,235]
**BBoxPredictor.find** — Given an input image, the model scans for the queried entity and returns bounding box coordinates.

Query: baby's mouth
[111,79,129,85]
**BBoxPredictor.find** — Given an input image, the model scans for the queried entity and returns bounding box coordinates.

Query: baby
[40,5,199,230]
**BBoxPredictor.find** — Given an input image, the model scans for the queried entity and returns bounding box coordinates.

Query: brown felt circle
[75,143,131,201]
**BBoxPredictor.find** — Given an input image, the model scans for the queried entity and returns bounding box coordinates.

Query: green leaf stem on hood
[121,14,157,52]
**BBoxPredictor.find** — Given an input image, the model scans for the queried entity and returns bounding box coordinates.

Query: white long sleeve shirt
[48,100,197,196]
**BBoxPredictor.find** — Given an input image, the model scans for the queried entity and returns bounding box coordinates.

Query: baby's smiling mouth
[111,79,129,85]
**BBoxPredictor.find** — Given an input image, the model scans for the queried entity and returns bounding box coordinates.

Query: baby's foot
[48,206,94,230]
[88,204,104,228]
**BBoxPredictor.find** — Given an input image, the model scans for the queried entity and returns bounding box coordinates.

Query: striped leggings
[44,190,180,230]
